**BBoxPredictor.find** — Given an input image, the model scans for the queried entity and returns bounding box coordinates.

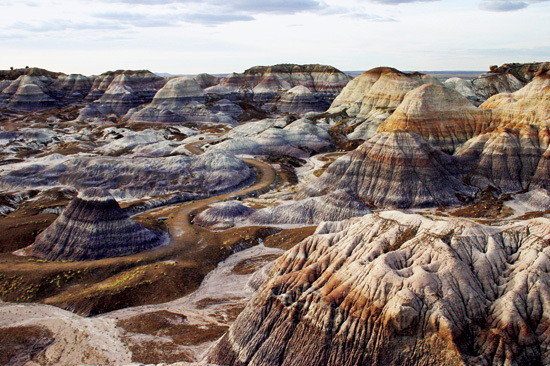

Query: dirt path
[0,139,278,314]
[133,154,276,260]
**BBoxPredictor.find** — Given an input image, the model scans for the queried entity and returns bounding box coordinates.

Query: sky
[0,0,548,75]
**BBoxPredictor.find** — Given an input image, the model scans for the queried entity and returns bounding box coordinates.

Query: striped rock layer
[78,70,167,119]
[301,132,475,208]
[31,188,166,261]
[208,211,550,366]
[246,190,372,225]
[378,83,492,154]
[325,67,441,141]
[304,70,550,208]
[471,62,550,100]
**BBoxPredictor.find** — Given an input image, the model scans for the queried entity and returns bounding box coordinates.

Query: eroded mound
[209,211,550,366]
[378,83,492,153]
[301,132,475,208]
[246,190,372,225]
[30,188,167,261]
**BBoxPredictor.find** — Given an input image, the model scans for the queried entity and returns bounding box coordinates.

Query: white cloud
[0,0,548,74]
[370,0,439,4]
[96,0,326,14]
[480,0,549,11]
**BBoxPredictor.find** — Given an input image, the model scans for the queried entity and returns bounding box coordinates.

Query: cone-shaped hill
[378,83,492,153]
[300,131,476,208]
[31,188,167,261]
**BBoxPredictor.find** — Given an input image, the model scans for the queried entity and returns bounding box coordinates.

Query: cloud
[179,13,255,24]
[9,8,254,34]
[480,0,549,11]
[479,0,528,11]
[93,11,182,27]
[96,0,325,14]
[86,0,325,27]
[12,20,125,32]
[227,0,324,14]
[0,33,29,41]
[345,12,396,21]
[370,0,439,4]
[94,10,253,27]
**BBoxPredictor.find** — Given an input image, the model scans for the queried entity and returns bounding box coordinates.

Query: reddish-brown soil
[0,325,53,366]
[117,309,234,364]
[124,339,193,364]
[0,152,286,316]
[264,226,317,250]
[232,253,282,275]
[450,189,513,219]
[313,152,346,178]
[327,119,365,152]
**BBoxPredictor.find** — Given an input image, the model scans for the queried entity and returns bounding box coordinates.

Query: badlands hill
[0,64,351,123]
[128,64,351,124]
[302,64,550,208]
[443,62,550,105]
[1,61,549,366]
[30,188,167,261]
[79,70,166,119]
[324,67,440,140]
[301,132,475,208]
[209,211,550,366]
[0,68,164,113]
[378,83,492,153]
[234,64,352,93]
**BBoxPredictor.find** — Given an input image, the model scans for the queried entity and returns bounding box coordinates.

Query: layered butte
[30,188,166,261]
[301,132,475,208]
[302,66,550,208]
[471,62,550,100]
[326,67,440,140]
[209,211,550,366]
[79,70,167,119]
[456,71,550,193]
[378,83,492,153]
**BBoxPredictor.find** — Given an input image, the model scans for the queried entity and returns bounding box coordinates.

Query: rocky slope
[126,64,351,123]
[456,126,545,193]
[125,76,242,124]
[303,67,550,208]
[301,132,475,208]
[472,62,550,100]
[208,211,550,366]
[0,151,254,200]
[325,67,440,140]
[273,85,331,114]
[78,70,166,119]
[378,83,492,153]
[220,64,351,111]
[481,70,550,128]
[454,71,550,193]
[221,64,351,94]
[0,64,349,120]
[211,118,333,158]
[245,190,372,225]
[194,191,372,227]
[30,188,167,261]
[193,201,255,227]
[0,68,82,111]
[444,62,550,105]
[0,68,167,116]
